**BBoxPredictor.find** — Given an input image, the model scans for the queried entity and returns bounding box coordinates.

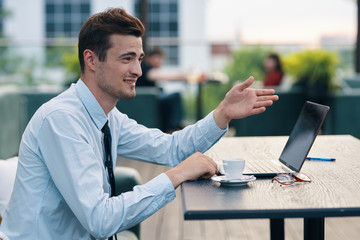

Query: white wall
[179,0,211,72]
[4,0,44,42]
[91,0,134,14]
[3,0,44,59]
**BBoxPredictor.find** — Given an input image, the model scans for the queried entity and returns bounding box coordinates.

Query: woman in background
[263,53,283,87]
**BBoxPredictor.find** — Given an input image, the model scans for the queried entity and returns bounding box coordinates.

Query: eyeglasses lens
[293,172,311,182]
[272,174,294,185]
[272,172,311,185]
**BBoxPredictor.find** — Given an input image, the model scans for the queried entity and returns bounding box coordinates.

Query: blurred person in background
[137,47,189,133]
[263,53,283,87]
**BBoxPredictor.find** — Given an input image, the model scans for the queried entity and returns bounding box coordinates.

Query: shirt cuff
[144,173,176,204]
[199,110,228,147]
[210,110,229,132]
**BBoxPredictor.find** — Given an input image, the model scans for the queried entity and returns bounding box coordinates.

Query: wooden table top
[181,135,360,220]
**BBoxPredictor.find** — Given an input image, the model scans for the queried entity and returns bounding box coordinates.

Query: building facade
[1,0,211,83]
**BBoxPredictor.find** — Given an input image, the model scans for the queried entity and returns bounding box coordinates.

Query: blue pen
[306,157,336,161]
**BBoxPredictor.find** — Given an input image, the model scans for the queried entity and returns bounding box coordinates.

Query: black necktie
[102,122,118,240]
[102,121,116,197]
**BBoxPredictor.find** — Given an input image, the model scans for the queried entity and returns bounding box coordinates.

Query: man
[137,46,189,87]
[137,47,187,132]
[0,8,278,240]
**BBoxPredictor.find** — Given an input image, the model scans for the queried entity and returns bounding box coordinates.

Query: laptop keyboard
[244,159,287,174]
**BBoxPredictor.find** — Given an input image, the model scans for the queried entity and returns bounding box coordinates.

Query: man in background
[137,47,188,132]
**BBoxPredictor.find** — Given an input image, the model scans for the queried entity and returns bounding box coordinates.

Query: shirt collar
[75,79,107,130]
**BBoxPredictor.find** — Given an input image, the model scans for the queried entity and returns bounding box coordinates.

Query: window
[45,0,90,66]
[45,0,90,38]
[135,0,179,65]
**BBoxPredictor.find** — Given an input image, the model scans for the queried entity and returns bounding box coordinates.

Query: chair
[0,157,18,221]
[114,166,142,240]
[116,87,161,129]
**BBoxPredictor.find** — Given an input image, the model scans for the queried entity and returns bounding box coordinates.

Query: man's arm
[147,68,188,82]
[214,76,279,129]
[115,109,227,167]
[165,76,278,188]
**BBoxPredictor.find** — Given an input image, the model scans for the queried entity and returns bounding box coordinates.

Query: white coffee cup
[218,158,245,180]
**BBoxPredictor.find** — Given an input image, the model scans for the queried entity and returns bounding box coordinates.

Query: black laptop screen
[279,101,330,172]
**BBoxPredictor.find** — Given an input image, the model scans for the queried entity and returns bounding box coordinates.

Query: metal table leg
[304,218,324,240]
[270,218,285,240]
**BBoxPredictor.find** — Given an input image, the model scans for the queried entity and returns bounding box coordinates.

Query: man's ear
[83,49,97,72]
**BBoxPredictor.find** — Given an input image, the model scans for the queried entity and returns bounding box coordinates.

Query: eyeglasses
[272,172,311,185]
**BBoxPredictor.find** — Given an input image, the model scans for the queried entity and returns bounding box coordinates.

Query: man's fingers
[254,100,274,109]
[255,88,276,96]
[201,172,215,179]
[257,95,279,102]
[250,107,267,116]
[208,156,219,175]
[237,76,255,91]
[201,160,218,179]
[201,155,219,175]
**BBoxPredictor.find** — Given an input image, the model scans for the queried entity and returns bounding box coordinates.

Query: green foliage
[61,46,81,83]
[200,46,272,116]
[183,94,196,121]
[0,46,24,75]
[201,82,231,116]
[0,46,39,85]
[46,46,74,67]
[282,49,339,87]
[225,45,271,83]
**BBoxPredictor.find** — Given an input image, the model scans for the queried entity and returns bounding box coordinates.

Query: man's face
[95,34,144,100]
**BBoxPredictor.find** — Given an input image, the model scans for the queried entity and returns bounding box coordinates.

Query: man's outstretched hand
[214,76,279,129]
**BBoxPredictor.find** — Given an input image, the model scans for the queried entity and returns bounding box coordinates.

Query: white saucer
[211,175,256,187]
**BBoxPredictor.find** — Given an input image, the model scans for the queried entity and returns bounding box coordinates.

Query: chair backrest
[114,166,142,239]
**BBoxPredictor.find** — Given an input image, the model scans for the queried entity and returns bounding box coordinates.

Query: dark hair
[267,53,283,73]
[78,8,145,73]
[147,46,165,57]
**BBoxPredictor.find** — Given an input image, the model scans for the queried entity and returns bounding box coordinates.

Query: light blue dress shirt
[0,79,227,240]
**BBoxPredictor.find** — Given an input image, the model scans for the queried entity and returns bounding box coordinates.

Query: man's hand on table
[165,152,219,189]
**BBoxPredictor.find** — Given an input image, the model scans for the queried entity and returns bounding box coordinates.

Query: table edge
[183,207,360,220]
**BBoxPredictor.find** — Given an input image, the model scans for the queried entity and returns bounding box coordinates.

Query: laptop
[243,101,330,178]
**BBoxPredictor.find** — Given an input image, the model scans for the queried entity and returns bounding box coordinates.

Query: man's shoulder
[30,87,85,127]
[42,87,82,115]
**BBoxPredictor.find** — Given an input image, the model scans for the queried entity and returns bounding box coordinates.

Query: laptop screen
[279,101,330,172]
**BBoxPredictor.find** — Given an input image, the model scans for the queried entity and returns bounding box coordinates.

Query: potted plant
[283,49,339,103]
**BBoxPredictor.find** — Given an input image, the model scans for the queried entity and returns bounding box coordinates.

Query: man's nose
[130,61,142,77]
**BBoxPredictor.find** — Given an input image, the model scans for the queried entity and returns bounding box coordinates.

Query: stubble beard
[119,86,136,100]
[97,69,136,101]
